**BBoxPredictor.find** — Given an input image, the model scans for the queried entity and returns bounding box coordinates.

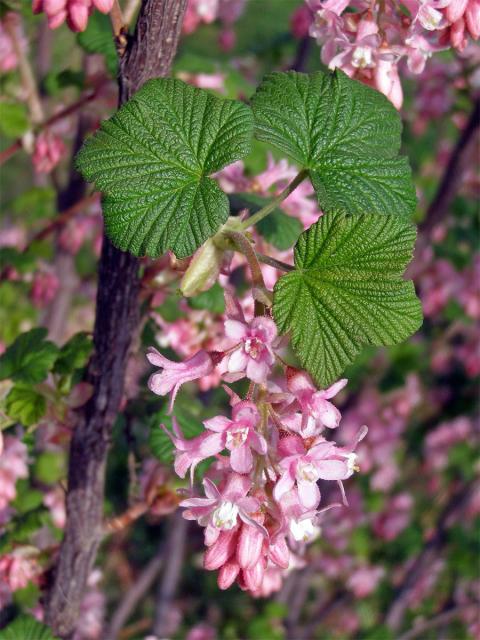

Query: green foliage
[33,451,65,484]
[9,186,56,222]
[251,70,416,217]
[0,101,29,138]
[233,192,302,250]
[53,332,92,375]
[273,212,423,386]
[0,328,58,384]
[77,11,117,76]
[5,385,46,426]
[0,248,36,274]
[76,78,253,258]
[0,615,57,640]
[188,282,225,313]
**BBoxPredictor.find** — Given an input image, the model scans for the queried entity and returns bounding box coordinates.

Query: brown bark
[45,2,186,636]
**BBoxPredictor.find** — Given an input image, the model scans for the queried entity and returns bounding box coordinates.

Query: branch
[397,606,467,640]
[104,546,165,640]
[0,90,98,166]
[420,99,480,234]
[385,481,475,632]
[45,1,187,636]
[152,511,188,638]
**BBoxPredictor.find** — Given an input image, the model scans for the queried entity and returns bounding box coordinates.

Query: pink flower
[347,565,385,598]
[274,430,365,509]
[147,348,214,411]
[181,473,261,546]
[0,548,38,592]
[222,316,278,383]
[160,418,224,481]
[0,436,28,511]
[203,401,267,473]
[32,131,66,173]
[286,369,347,435]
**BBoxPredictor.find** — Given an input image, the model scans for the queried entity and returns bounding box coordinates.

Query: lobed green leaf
[76,78,253,258]
[0,328,59,385]
[273,212,423,387]
[251,70,416,218]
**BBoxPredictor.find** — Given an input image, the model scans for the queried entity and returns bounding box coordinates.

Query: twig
[222,230,267,315]
[420,99,480,234]
[0,90,98,166]
[385,481,476,632]
[239,170,308,230]
[104,547,165,640]
[152,511,188,638]
[45,2,187,636]
[397,606,467,640]
[256,253,294,272]
[110,0,128,56]
[4,14,44,123]
[123,0,142,26]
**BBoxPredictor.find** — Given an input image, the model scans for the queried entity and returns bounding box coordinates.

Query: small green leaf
[0,328,59,384]
[76,78,253,258]
[273,213,423,387]
[77,11,117,76]
[33,451,65,484]
[0,102,29,138]
[53,332,92,375]
[233,193,302,250]
[0,248,36,273]
[0,615,58,640]
[251,70,416,218]
[6,385,46,426]
[188,282,225,313]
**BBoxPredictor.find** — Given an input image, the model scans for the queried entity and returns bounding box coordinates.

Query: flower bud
[237,523,264,569]
[203,529,237,571]
[180,238,224,297]
[217,560,240,590]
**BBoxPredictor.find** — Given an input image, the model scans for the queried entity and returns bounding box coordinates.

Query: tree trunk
[45,2,187,636]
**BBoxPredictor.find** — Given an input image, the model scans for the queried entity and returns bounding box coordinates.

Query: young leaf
[0,328,58,384]
[76,78,253,258]
[251,70,416,217]
[77,11,117,76]
[188,282,226,314]
[53,332,92,375]
[6,385,47,427]
[0,615,58,640]
[273,213,423,387]
[231,193,303,250]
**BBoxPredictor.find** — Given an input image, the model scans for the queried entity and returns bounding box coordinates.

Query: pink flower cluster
[0,435,28,512]
[301,0,480,108]
[183,0,246,49]
[32,130,66,174]
[0,13,26,73]
[32,0,114,32]
[147,295,366,595]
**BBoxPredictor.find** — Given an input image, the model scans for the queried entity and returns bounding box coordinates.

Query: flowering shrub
[0,1,478,638]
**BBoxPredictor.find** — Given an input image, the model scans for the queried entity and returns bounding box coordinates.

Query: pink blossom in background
[0,436,28,511]
[30,269,60,308]
[0,13,26,72]
[32,0,114,32]
[304,0,480,108]
[32,130,66,174]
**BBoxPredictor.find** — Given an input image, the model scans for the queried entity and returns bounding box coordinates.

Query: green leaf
[0,248,36,274]
[188,282,225,313]
[273,213,423,387]
[77,11,117,76]
[0,102,29,138]
[53,332,92,375]
[150,405,204,464]
[10,186,56,222]
[251,70,416,218]
[233,193,302,250]
[76,78,253,258]
[0,328,59,384]
[0,615,58,640]
[6,385,46,426]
